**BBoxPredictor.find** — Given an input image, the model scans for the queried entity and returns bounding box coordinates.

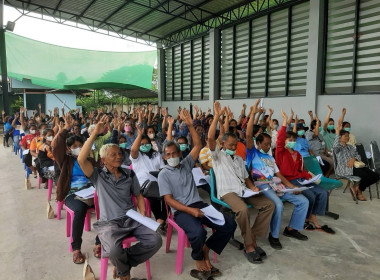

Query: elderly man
[208,101,275,264]
[78,115,162,280]
[158,109,236,279]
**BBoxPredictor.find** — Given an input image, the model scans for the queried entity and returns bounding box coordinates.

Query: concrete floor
[0,145,380,280]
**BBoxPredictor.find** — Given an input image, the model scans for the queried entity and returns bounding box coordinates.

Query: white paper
[23,149,29,155]
[75,186,95,199]
[126,209,160,231]
[297,174,322,185]
[241,187,269,198]
[316,156,324,166]
[192,167,211,186]
[121,164,130,169]
[366,151,372,159]
[281,186,311,193]
[48,166,55,171]
[201,205,225,226]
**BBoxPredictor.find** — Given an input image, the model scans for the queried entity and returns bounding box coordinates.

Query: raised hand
[180,109,193,127]
[161,107,168,117]
[213,101,222,117]
[167,116,175,126]
[327,105,333,112]
[290,108,294,116]
[93,115,108,135]
[135,122,144,135]
[281,109,288,120]
[268,108,274,115]
[342,107,346,115]
[1,110,5,115]
[308,110,313,117]
[38,104,41,109]
[63,112,73,130]
[148,104,153,111]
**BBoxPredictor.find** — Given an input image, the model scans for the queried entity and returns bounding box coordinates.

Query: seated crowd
[2,100,379,280]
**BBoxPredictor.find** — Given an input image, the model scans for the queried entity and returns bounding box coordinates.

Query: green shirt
[320,128,335,152]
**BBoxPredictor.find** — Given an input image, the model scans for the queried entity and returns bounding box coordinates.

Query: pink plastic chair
[56,200,63,220]
[37,174,54,201]
[94,191,152,280]
[165,203,217,275]
[63,204,94,252]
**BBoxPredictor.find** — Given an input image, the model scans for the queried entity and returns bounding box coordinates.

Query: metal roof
[5,0,299,47]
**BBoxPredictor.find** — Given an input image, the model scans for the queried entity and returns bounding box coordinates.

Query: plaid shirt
[332,135,360,176]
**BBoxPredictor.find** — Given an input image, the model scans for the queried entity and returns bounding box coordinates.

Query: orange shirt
[30,137,44,153]
[235,141,247,161]
[39,144,55,161]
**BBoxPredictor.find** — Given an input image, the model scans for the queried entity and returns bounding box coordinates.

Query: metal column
[0,0,9,114]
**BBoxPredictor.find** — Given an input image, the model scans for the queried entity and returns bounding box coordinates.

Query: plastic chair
[56,200,63,220]
[165,203,216,275]
[370,141,380,199]
[356,143,378,200]
[37,174,54,200]
[63,204,94,252]
[303,156,343,219]
[94,192,152,280]
[209,168,250,250]
[332,149,361,204]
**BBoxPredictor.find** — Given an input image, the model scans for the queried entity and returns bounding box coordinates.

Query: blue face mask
[225,149,235,156]
[259,148,267,154]
[344,127,351,132]
[119,143,127,149]
[179,144,188,151]
[139,144,152,153]
[290,123,295,128]
[327,125,334,130]
[274,124,279,130]
[297,130,305,136]
[286,141,296,149]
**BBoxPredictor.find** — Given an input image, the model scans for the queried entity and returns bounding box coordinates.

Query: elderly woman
[78,117,162,280]
[52,113,100,264]
[333,124,379,201]
[130,123,167,234]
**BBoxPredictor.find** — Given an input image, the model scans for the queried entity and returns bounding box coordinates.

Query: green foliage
[10,96,24,112]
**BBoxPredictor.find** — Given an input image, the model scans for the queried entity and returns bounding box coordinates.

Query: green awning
[4,32,156,90]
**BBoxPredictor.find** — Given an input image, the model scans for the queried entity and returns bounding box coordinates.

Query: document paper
[281,186,311,193]
[75,186,95,199]
[201,205,225,226]
[297,174,322,185]
[126,209,160,232]
[192,167,211,186]
[241,187,269,198]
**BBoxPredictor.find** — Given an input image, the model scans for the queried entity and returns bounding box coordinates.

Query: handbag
[354,161,366,168]
[141,180,160,198]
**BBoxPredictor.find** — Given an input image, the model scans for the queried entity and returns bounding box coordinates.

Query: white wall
[45,93,77,116]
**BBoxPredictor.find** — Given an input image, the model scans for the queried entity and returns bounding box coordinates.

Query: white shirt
[211,145,249,198]
[130,151,165,186]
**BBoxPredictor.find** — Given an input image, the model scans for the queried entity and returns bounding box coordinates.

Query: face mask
[303,123,306,127]
[46,136,54,141]
[344,127,351,132]
[225,149,235,156]
[148,133,155,140]
[253,136,256,141]
[71,147,82,156]
[30,130,36,134]
[179,144,188,151]
[119,143,127,149]
[297,130,305,136]
[139,144,152,153]
[274,124,279,130]
[327,125,334,130]
[286,141,296,149]
[290,123,295,128]
[167,156,180,167]
[125,126,132,132]
[259,148,267,154]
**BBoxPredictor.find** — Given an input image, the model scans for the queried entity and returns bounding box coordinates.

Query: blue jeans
[257,184,309,238]
[290,179,327,218]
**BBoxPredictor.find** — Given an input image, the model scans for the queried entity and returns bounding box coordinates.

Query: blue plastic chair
[303,156,343,220]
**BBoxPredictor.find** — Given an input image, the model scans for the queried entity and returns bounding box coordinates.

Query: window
[220,1,310,99]
[324,0,380,94]
[164,35,210,101]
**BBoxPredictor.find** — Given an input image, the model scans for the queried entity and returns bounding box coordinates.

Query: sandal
[210,266,222,277]
[244,250,263,264]
[254,246,267,258]
[93,245,101,258]
[73,250,85,264]
[315,225,335,234]
[190,269,213,280]
[304,222,315,231]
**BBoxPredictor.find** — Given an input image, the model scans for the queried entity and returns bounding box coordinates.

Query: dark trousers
[353,167,380,191]
[65,194,100,251]
[291,180,327,218]
[146,197,167,221]
[4,131,12,145]
[174,201,236,260]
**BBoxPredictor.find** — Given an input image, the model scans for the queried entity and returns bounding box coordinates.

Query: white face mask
[167,157,180,167]
[71,147,82,156]
[46,136,54,141]
[30,130,36,134]
[148,133,155,140]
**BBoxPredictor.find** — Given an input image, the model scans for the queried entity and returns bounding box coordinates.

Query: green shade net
[4,32,156,90]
